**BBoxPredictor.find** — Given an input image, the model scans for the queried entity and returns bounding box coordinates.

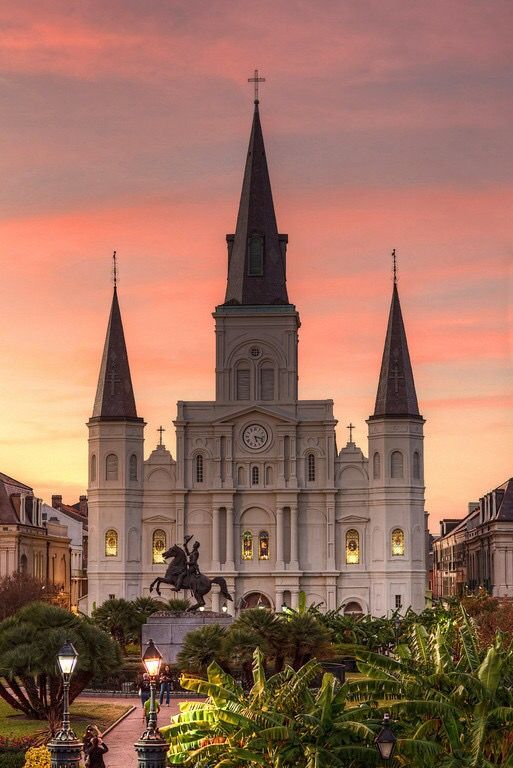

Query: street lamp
[375,713,396,761]
[134,639,168,768]
[221,602,228,613]
[48,640,82,768]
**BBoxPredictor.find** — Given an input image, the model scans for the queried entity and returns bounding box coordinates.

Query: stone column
[211,590,220,613]
[226,506,235,570]
[212,507,220,567]
[275,589,283,612]
[291,589,299,609]
[290,505,299,569]
[276,508,284,569]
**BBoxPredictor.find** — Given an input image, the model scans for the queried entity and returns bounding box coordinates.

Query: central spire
[224,100,289,306]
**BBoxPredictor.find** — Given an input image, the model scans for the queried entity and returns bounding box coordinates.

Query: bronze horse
[149,544,233,611]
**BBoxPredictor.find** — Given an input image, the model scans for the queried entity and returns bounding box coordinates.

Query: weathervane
[248,69,265,103]
[112,250,118,287]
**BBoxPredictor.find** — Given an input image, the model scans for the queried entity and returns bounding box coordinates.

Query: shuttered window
[260,368,274,400]
[237,369,250,400]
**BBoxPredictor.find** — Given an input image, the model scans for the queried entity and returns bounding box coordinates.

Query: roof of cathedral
[224,101,289,306]
[372,282,421,419]
[91,287,142,422]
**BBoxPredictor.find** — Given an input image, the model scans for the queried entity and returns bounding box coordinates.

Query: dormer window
[248,234,264,276]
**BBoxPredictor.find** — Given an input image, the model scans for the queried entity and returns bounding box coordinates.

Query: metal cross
[392,248,397,285]
[347,422,355,442]
[248,69,265,102]
[157,425,165,446]
[112,250,118,287]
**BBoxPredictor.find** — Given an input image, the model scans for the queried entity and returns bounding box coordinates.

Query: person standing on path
[138,673,151,722]
[159,665,172,706]
[85,736,108,768]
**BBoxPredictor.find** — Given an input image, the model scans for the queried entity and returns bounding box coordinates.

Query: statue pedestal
[142,611,233,664]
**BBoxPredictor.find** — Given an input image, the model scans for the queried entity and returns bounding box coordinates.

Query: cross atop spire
[248,69,265,104]
[371,269,421,420]
[91,272,142,423]
[112,250,118,287]
[392,248,397,285]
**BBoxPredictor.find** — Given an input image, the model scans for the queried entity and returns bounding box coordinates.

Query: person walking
[85,736,108,768]
[159,665,172,706]
[83,724,101,765]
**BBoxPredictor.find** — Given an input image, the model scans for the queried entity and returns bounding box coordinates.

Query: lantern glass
[57,640,78,677]
[142,639,162,678]
[375,714,396,761]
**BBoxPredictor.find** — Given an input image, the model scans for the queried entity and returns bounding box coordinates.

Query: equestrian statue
[149,534,233,612]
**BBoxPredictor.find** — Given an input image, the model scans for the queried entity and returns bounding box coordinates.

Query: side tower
[367,270,426,614]
[86,283,145,611]
[213,98,300,406]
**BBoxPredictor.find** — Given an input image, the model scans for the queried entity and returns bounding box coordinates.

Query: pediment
[212,404,297,425]
[338,514,370,524]
[143,514,176,524]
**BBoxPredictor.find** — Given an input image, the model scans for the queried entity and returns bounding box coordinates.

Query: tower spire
[91,259,141,422]
[371,260,420,419]
[224,93,289,306]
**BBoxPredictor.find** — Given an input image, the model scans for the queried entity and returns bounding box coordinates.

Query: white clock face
[243,424,268,450]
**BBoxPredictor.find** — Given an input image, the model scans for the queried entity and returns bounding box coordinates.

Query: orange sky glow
[0,1,512,532]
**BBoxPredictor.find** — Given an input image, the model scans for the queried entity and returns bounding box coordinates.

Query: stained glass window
[391,528,405,556]
[105,454,118,481]
[259,531,270,560]
[242,530,253,560]
[105,529,118,557]
[345,529,360,564]
[152,529,166,564]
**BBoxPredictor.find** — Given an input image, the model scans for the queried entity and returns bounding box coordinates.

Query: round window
[250,346,261,357]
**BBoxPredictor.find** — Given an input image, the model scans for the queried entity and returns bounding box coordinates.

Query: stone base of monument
[142,611,233,664]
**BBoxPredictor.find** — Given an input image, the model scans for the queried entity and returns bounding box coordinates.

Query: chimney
[79,495,88,516]
[52,495,62,509]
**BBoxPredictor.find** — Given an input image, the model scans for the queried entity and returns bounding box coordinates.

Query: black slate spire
[224,101,289,305]
[372,282,421,419]
[91,287,141,421]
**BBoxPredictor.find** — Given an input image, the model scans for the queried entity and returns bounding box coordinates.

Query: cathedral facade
[85,101,426,616]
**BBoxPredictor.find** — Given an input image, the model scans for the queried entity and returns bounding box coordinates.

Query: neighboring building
[43,494,88,608]
[0,472,71,601]
[86,100,427,617]
[433,481,513,598]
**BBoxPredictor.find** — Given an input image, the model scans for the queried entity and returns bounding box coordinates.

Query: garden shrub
[0,753,25,768]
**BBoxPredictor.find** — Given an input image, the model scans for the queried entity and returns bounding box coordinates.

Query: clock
[242,424,268,450]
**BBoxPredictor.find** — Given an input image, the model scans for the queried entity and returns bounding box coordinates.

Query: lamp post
[375,713,396,762]
[134,639,168,768]
[48,640,82,768]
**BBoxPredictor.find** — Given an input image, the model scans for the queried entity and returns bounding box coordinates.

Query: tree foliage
[0,603,121,734]
[0,574,65,622]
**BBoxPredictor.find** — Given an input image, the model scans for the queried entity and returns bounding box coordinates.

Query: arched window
[345,529,360,564]
[236,367,250,400]
[242,530,253,560]
[90,454,97,482]
[307,453,315,482]
[105,529,118,557]
[413,451,420,479]
[391,528,405,557]
[344,601,363,616]
[259,531,270,560]
[195,454,204,483]
[390,451,404,479]
[373,452,380,479]
[260,367,274,400]
[152,529,166,564]
[251,466,259,485]
[129,454,138,481]
[105,454,118,481]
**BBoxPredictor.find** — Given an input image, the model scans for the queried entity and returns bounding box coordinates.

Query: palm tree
[176,624,228,674]
[0,602,121,734]
[91,597,140,650]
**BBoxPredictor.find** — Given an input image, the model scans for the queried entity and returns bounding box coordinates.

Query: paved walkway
[81,695,187,768]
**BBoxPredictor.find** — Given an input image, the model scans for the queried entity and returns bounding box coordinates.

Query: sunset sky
[0,1,512,531]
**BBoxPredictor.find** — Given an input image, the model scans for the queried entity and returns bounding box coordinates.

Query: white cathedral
[85,99,427,616]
